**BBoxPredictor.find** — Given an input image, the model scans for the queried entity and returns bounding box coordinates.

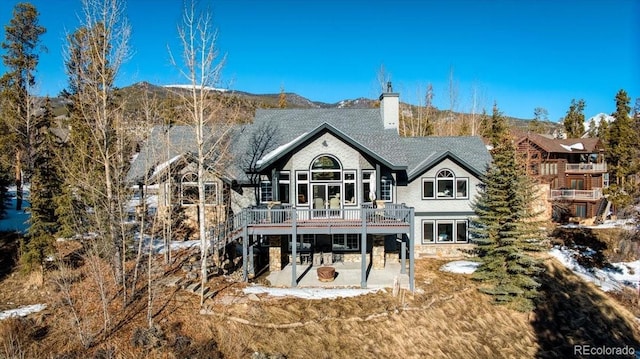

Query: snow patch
[440,260,480,274]
[550,246,640,292]
[256,132,308,167]
[0,304,46,320]
[560,143,585,152]
[164,84,228,92]
[243,285,381,300]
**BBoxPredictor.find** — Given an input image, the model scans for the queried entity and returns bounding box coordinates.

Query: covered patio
[265,261,411,289]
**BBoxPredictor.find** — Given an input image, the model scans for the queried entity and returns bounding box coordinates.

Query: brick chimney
[379,81,399,132]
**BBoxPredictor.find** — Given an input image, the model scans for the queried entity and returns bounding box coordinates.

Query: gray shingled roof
[128,108,491,184]
[250,108,407,167]
[400,136,491,180]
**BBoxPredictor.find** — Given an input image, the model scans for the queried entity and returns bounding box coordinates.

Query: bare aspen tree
[62,0,131,293]
[169,0,236,306]
[447,67,459,136]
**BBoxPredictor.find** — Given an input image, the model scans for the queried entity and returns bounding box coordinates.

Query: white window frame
[456,178,469,199]
[422,178,435,199]
[422,220,435,244]
[422,219,469,244]
[380,176,393,202]
[296,171,309,206]
[260,180,272,203]
[362,170,375,203]
[344,170,357,206]
[279,171,290,204]
[181,172,217,206]
[332,234,360,251]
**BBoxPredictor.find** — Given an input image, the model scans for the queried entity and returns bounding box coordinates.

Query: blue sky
[1,0,638,121]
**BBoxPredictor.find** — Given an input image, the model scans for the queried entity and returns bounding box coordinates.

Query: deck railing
[549,188,603,200]
[565,163,607,173]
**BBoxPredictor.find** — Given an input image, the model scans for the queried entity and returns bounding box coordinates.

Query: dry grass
[1,242,640,358]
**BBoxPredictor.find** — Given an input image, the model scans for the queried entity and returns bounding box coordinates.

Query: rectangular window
[437,179,454,198]
[456,179,468,198]
[422,220,434,243]
[380,177,393,201]
[575,204,587,218]
[279,171,290,204]
[296,171,308,205]
[362,170,374,203]
[344,171,356,205]
[456,220,468,243]
[260,181,272,203]
[570,179,585,190]
[437,222,453,242]
[182,183,217,205]
[332,234,359,250]
[422,179,434,199]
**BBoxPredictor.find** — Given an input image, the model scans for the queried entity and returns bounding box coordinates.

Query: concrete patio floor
[264,261,411,289]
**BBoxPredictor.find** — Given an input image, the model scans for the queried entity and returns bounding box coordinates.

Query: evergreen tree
[562,99,586,138]
[0,2,46,211]
[22,97,60,272]
[597,114,609,141]
[529,107,548,134]
[587,118,598,138]
[604,89,639,207]
[471,103,543,312]
[477,108,490,138]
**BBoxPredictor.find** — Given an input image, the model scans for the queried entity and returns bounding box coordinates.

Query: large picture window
[332,234,359,250]
[422,219,469,243]
[311,155,341,181]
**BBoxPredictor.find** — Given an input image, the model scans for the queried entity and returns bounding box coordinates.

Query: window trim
[296,170,309,206]
[332,234,360,251]
[422,178,435,199]
[380,176,393,202]
[343,170,357,206]
[180,172,218,206]
[362,170,375,203]
[259,180,272,203]
[278,171,290,204]
[421,219,469,244]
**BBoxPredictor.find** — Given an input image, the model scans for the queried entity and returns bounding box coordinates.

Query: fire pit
[317,266,335,282]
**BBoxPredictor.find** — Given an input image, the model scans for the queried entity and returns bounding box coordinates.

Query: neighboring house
[514,131,609,222]
[127,126,239,238]
[128,87,491,289]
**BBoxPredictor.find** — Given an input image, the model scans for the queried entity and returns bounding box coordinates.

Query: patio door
[311,183,341,218]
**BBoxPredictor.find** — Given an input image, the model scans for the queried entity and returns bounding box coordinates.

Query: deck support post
[360,207,368,288]
[409,207,415,292]
[400,238,406,274]
[248,236,254,278]
[242,211,249,282]
[291,206,297,287]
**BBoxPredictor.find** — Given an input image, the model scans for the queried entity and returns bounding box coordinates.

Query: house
[128,86,491,289]
[514,131,610,222]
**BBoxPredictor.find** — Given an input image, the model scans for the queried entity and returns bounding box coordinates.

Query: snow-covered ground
[0,304,46,321]
[561,218,638,231]
[549,246,639,292]
[440,260,480,274]
[243,285,382,300]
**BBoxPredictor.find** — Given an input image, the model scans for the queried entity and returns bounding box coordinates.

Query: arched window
[436,169,454,198]
[181,172,217,206]
[310,155,341,181]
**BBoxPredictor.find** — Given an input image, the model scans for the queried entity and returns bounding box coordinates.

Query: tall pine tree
[22,97,61,272]
[471,103,543,312]
[604,89,639,207]
[562,99,586,138]
[0,2,46,211]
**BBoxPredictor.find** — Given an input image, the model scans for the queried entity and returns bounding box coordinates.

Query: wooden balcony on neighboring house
[549,188,603,201]
[564,162,608,173]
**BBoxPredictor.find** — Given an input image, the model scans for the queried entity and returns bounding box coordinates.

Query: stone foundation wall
[372,245,385,269]
[342,253,361,263]
[415,244,475,258]
[269,247,282,272]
